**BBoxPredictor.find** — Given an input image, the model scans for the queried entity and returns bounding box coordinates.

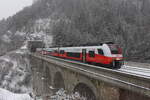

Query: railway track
[41,54,150,79]
[41,54,150,78]
[119,65,150,78]
[47,54,150,78]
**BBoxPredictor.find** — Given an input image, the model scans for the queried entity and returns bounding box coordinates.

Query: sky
[0,0,33,20]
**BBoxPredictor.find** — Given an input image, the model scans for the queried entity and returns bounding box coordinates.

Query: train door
[82,49,86,63]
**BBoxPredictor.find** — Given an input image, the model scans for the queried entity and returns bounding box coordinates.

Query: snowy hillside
[0,17,54,56]
[0,18,54,99]
[27,18,54,47]
[0,88,33,100]
[0,43,32,94]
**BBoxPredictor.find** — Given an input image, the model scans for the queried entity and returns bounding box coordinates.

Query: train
[37,42,124,69]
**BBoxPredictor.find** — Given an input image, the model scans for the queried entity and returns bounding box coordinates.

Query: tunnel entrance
[53,72,65,90]
[74,83,96,100]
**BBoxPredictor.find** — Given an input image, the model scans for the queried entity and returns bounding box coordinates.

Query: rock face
[0,49,32,93]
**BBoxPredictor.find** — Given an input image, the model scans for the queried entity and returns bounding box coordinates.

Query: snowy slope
[0,18,54,99]
[0,88,33,100]
[0,43,32,94]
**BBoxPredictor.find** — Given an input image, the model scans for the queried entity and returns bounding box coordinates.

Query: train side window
[67,52,80,58]
[54,50,58,53]
[60,50,65,54]
[98,49,104,55]
[89,51,95,57]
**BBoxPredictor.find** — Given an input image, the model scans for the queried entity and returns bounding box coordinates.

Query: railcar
[37,43,124,69]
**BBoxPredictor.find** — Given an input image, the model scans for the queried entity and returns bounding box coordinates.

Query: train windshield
[108,44,121,54]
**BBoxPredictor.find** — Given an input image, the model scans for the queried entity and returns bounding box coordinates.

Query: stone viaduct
[30,53,150,100]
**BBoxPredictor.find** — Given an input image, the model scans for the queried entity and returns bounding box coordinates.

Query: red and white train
[37,43,124,69]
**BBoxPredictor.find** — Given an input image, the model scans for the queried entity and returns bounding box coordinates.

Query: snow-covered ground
[50,89,86,100]
[0,43,32,98]
[125,61,150,69]
[0,51,31,93]
[120,65,150,77]
[34,88,86,100]
[0,88,33,100]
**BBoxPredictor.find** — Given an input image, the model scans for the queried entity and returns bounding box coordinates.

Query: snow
[16,41,28,54]
[7,31,13,35]
[35,18,52,30]
[15,50,25,54]
[44,35,53,48]
[0,49,32,95]
[1,34,11,43]
[33,88,86,100]
[120,65,150,77]
[26,31,53,47]
[21,44,27,50]
[25,18,55,47]
[15,31,26,36]
[0,57,10,62]
[0,88,33,100]
[50,89,86,100]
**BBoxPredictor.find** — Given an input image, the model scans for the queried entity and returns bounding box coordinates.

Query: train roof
[50,42,114,48]
[46,44,110,50]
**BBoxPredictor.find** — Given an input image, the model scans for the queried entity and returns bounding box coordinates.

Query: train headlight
[116,57,121,60]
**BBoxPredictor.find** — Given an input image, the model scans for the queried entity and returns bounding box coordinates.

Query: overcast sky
[0,0,33,20]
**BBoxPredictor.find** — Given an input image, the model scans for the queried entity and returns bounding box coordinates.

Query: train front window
[108,45,120,54]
